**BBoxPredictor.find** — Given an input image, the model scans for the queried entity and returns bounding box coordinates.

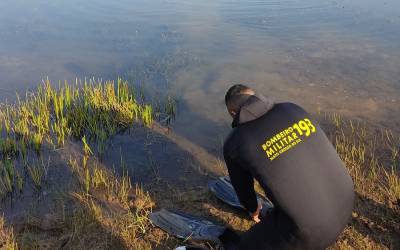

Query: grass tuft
[27,158,48,190]
[0,215,18,250]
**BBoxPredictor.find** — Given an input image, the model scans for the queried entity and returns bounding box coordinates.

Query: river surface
[0,0,400,152]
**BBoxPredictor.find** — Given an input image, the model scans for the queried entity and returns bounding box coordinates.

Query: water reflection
[0,0,399,150]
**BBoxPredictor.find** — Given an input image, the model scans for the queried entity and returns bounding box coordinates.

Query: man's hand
[249,203,262,223]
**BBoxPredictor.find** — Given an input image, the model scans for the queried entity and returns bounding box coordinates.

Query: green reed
[0,78,163,198]
[3,106,12,135]
[27,158,48,190]
[164,96,177,126]
[15,170,23,193]
[19,140,27,166]
[31,132,43,156]
[2,137,18,159]
[96,128,107,159]
[0,160,15,197]
[27,164,43,189]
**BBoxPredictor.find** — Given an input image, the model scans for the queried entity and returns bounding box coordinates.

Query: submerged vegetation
[0,78,172,199]
[0,78,177,249]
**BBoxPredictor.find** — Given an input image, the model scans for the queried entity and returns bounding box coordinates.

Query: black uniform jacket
[223,95,354,249]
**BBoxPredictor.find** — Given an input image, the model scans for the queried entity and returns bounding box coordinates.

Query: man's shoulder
[274,102,306,112]
[223,102,310,158]
[270,102,310,120]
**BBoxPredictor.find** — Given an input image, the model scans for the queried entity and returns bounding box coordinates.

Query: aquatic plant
[0,111,3,134]
[31,132,44,156]
[163,96,177,126]
[153,95,177,128]
[0,160,15,197]
[27,165,42,189]
[1,137,18,159]
[13,117,29,140]
[19,140,27,166]
[96,128,107,159]
[0,77,164,198]
[3,106,12,135]
[0,173,12,196]
[15,170,23,193]
[27,158,48,190]
[141,105,153,127]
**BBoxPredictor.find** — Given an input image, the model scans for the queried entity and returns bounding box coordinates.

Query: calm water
[1,0,400,151]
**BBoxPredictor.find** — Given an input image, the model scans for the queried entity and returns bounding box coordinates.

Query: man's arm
[224,151,258,214]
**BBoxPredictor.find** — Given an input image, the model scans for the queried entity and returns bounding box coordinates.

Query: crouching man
[222,84,354,250]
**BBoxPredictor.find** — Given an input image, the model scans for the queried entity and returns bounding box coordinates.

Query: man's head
[225,84,255,118]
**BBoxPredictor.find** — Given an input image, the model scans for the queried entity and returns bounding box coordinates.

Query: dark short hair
[225,84,253,109]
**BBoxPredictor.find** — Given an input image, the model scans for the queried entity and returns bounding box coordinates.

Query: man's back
[224,102,354,249]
